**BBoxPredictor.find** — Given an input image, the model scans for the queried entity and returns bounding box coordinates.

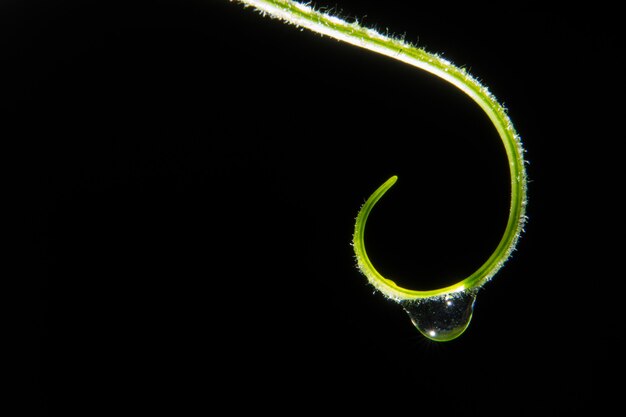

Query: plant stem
[231,0,527,301]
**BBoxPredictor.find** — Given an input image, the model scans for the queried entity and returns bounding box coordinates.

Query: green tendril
[232,0,527,303]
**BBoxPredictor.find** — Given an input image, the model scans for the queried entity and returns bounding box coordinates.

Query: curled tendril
[232,0,528,335]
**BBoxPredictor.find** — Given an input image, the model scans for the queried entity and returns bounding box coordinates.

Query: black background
[6,0,624,415]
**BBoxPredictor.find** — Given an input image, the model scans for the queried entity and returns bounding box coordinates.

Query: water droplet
[402,292,476,342]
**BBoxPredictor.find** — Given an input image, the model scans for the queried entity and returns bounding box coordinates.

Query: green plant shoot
[231,0,528,341]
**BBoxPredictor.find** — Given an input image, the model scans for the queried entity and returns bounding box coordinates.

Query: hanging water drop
[402,292,477,342]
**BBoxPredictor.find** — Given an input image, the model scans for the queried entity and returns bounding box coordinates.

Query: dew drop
[402,292,476,342]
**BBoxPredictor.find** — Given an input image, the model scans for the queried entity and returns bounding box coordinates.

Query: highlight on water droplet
[401,291,477,342]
